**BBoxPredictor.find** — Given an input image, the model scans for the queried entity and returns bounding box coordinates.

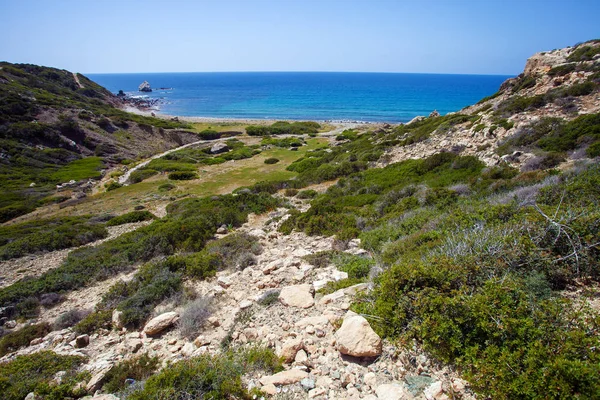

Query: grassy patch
[0,215,108,260]
[0,351,86,400]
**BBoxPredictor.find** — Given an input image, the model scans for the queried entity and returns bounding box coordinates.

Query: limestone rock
[279,337,304,363]
[335,314,382,357]
[260,369,309,386]
[375,383,412,400]
[86,367,112,392]
[262,383,278,395]
[210,142,229,154]
[279,284,314,308]
[143,312,179,335]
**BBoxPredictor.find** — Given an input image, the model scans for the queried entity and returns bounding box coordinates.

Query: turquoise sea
[88,72,511,123]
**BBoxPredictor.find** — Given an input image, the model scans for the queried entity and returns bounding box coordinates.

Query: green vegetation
[261,136,305,148]
[128,347,282,400]
[141,139,261,177]
[246,121,321,136]
[0,351,86,400]
[0,323,51,356]
[102,353,160,394]
[129,168,158,183]
[495,82,598,117]
[0,192,279,319]
[391,114,479,146]
[168,171,198,180]
[73,309,112,334]
[567,45,600,62]
[0,216,108,260]
[106,210,155,226]
[0,63,193,222]
[496,113,600,158]
[264,157,280,164]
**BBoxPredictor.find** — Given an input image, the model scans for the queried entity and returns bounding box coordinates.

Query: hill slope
[0,63,199,222]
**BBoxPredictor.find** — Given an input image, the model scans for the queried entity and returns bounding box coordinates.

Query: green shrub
[198,129,222,140]
[0,323,51,356]
[102,353,160,394]
[107,210,155,226]
[129,169,158,183]
[264,157,280,164]
[548,64,576,77]
[567,45,600,62]
[206,233,262,270]
[128,347,282,400]
[246,121,320,136]
[168,171,199,180]
[0,351,86,400]
[0,216,108,260]
[297,189,318,199]
[105,181,122,191]
[587,141,600,157]
[158,183,176,191]
[73,310,112,334]
[284,188,298,197]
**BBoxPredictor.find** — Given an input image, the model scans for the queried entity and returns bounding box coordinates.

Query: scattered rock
[75,334,90,348]
[260,369,309,386]
[301,377,316,391]
[210,142,229,154]
[335,313,382,357]
[375,383,413,400]
[279,337,304,363]
[143,312,179,335]
[279,284,315,308]
[262,383,278,395]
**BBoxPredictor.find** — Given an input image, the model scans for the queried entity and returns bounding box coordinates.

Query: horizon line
[83,70,516,77]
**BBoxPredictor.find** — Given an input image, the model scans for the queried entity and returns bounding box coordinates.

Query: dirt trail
[72,72,83,89]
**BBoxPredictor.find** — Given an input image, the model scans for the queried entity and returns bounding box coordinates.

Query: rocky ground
[1,190,471,400]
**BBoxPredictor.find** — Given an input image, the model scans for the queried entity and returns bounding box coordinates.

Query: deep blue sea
[87,72,511,123]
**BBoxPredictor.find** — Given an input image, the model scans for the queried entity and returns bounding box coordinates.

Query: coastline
[122,104,379,125]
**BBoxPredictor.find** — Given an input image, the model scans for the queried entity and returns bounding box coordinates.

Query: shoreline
[122,105,384,125]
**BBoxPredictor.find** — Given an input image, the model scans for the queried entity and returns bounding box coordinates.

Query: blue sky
[1,0,599,75]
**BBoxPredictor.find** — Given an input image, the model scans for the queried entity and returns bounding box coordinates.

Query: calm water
[88,72,510,123]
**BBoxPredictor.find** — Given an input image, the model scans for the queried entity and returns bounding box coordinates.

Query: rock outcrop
[143,312,179,335]
[335,313,382,357]
[138,80,152,92]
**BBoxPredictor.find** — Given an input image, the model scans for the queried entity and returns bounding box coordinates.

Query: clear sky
[1,0,599,75]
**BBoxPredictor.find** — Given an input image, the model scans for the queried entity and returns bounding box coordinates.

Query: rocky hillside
[0,63,199,222]
[380,39,600,169]
[0,41,599,400]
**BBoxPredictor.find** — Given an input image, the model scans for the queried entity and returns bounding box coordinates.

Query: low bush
[264,157,280,164]
[128,347,282,400]
[102,353,160,394]
[158,183,176,191]
[178,296,213,339]
[73,309,112,334]
[0,216,108,260]
[0,351,86,400]
[246,121,320,136]
[297,189,318,199]
[206,233,262,270]
[198,129,222,140]
[284,188,298,197]
[107,210,155,226]
[129,169,158,183]
[0,323,51,356]
[168,171,198,180]
[105,181,122,191]
[54,309,89,330]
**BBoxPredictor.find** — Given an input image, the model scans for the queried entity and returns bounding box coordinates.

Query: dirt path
[73,72,83,89]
